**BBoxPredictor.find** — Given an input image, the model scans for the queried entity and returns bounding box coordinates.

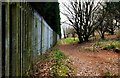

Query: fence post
[20,2,23,76]
[5,2,10,76]
[41,17,44,53]
[0,1,2,77]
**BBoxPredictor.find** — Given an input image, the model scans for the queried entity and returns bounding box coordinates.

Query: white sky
[58,0,70,38]
[58,0,102,38]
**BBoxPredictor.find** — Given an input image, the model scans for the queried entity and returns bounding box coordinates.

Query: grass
[103,41,120,50]
[31,49,75,77]
[57,37,79,45]
[104,71,111,77]
[94,39,120,50]
[64,37,79,43]
[49,49,75,77]
[82,38,120,52]
[103,70,120,77]
[52,49,66,60]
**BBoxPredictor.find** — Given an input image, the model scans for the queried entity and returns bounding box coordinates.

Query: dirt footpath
[57,42,120,76]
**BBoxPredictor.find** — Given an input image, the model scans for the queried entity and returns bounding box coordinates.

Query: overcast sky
[58,0,102,38]
[58,0,68,26]
[58,0,70,38]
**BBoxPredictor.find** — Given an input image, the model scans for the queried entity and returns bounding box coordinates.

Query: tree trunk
[111,31,114,35]
[72,33,75,41]
[108,27,114,35]
[64,34,66,38]
[84,36,89,42]
[78,34,83,43]
[110,28,114,35]
[92,31,95,37]
[101,33,105,39]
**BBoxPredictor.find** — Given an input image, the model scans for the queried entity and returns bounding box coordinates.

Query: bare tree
[97,2,120,39]
[62,0,103,43]
[97,5,109,39]
[104,2,120,35]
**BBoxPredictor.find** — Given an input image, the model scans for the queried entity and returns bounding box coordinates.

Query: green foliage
[104,41,120,50]
[103,68,120,77]
[104,71,111,77]
[94,41,101,46]
[52,49,66,60]
[64,38,79,43]
[49,49,75,77]
[103,70,120,77]
[111,41,120,49]
[94,39,120,50]
[98,38,109,42]
[57,38,79,45]
[105,44,115,50]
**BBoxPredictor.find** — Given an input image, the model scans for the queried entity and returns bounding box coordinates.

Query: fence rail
[1,2,59,76]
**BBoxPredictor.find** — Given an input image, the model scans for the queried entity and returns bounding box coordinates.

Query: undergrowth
[32,49,75,77]
[82,39,120,52]
[94,39,120,51]
[49,49,75,77]
[103,70,120,77]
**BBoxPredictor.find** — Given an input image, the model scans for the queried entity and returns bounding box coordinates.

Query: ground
[33,35,120,77]
[56,35,120,76]
[57,42,119,76]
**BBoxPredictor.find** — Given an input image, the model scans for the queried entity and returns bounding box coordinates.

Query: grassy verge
[57,37,79,45]
[32,49,75,77]
[81,38,120,52]
[49,49,75,77]
[94,39,120,51]
[103,70,120,77]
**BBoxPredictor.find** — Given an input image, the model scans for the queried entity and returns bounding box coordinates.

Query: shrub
[105,44,115,50]
[112,41,120,49]
[103,41,120,50]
